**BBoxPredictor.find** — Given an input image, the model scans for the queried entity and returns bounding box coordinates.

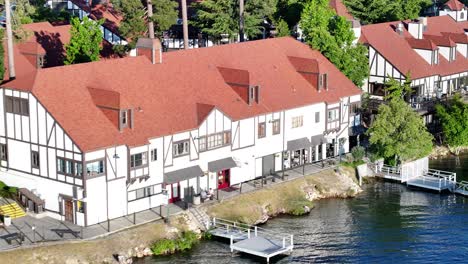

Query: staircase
[189,207,211,231]
[0,198,26,219]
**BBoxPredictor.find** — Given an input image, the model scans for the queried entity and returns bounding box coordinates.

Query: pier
[374,160,458,193]
[208,218,293,263]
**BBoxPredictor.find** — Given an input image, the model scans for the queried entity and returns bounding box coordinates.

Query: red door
[169,183,180,203]
[217,169,230,189]
[64,200,74,222]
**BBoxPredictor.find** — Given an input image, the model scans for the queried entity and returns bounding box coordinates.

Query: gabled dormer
[87,87,133,132]
[217,66,260,106]
[288,56,328,92]
[440,0,467,22]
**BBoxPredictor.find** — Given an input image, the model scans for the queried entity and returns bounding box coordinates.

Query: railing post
[213,217,216,227]
[254,226,257,237]
[230,235,234,252]
[282,237,286,248]
[291,234,294,247]
[248,229,251,239]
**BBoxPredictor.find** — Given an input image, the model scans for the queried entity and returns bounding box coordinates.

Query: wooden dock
[208,218,293,263]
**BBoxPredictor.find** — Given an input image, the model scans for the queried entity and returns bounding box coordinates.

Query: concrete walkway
[0,158,339,251]
[0,203,184,250]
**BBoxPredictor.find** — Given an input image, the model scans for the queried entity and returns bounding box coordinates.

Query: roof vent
[396,23,404,36]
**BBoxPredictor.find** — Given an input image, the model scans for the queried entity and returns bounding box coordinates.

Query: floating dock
[375,164,458,193]
[208,218,293,263]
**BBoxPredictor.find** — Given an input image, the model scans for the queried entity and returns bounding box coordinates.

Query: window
[292,116,303,128]
[272,119,280,135]
[130,152,147,168]
[57,158,81,177]
[327,109,339,122]
[86,160,105,176]
[349,103,360,115]
[315,112,320,123]
[151,149,157,161]
[31,151,40,168]
[0,144,7,161]
[199,131,231,152]
[258,122,266,138]
[173,141,189,157]
[128,184,162,201]
[5,96,29,116]
[121,110,127,126]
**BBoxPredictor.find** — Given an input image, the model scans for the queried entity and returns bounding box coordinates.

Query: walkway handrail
[212,217,292,242]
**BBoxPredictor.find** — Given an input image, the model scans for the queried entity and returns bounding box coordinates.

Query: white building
[360,15,468,103]
[0,37,362,226]
[439,0,467,22]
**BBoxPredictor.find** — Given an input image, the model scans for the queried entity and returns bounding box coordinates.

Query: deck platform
[208,218,293,263]
[455,181,468,196]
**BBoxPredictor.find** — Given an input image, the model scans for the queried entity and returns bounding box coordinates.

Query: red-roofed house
[329,0,361,44]
[440,0,467,22]
[360,15,468,120]
[48,0,126,45]
[0,37,361,226]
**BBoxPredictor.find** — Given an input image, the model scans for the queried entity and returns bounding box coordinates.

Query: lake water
[142,154,468,263]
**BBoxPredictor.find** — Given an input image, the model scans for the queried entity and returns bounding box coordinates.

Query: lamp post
[162,188,170,224]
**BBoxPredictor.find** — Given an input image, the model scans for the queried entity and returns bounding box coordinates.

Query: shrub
[151,231,199,256]
[351,146,365,161]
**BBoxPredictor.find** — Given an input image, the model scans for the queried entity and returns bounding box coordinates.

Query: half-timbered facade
[0,37,361,226]
[361,15,468,100]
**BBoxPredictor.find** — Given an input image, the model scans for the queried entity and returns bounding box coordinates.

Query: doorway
[217,169,230,189]
[169,183,180,203]
[64,199,73,222]
[262,155,275,176]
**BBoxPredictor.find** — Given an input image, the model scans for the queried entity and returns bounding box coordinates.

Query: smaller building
[439,0,467,22]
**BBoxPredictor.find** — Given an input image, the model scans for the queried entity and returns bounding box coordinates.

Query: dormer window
[450,47,457,62]
[432,49,439,65]
[121,110,127,126]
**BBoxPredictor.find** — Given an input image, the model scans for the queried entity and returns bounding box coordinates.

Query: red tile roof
[405,38,438,50]
[2,37,361,152]
[360,16,468,79]
[445,0,466,11]
[329,0,353,20]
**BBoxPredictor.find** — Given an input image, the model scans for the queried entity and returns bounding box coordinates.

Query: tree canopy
[384,73,412,101]
[435,95,468,155]
[343,0,431,24]
[367,79,433,164]
[192,0,277,41]
[300,0,369,87]
[65,17,103,65]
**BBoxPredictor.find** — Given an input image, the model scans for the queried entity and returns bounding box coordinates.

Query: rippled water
[141,155,468,263]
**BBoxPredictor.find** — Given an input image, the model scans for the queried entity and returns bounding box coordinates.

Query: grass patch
[340,160,366,169]
[0,181,17,198]
[151,231,199,255]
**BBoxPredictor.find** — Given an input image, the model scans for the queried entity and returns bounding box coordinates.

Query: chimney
[408,19,424,39]
[396,22,404,36]
[5,0,15,80]
[135,38,162,64]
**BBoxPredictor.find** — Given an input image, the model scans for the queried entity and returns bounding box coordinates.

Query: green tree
[275,0,307,28]
[65,17,103,65]
[275,19,290,37]
[114,0,147,44]
[192,0,277,41]
[343,0,431,24]
[435,95,468,155]
[384,73,412,101]
[300,0,369,87]
[367,97,433,164]
[151,0,179,35]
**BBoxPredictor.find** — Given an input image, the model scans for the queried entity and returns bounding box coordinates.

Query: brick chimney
[135,38,162,64]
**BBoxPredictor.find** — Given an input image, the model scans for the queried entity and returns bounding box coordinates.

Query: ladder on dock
[454,181,468,196]
[208,218,293,263]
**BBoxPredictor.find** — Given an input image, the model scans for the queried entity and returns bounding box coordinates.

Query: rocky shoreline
[0,167,362,264]
[429,145,468,160]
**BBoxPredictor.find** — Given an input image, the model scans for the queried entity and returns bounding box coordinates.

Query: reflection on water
[140,155,468,263]
[430,153,468,181]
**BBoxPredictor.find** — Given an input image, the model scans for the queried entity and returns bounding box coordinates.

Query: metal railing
[211,217,294,249]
